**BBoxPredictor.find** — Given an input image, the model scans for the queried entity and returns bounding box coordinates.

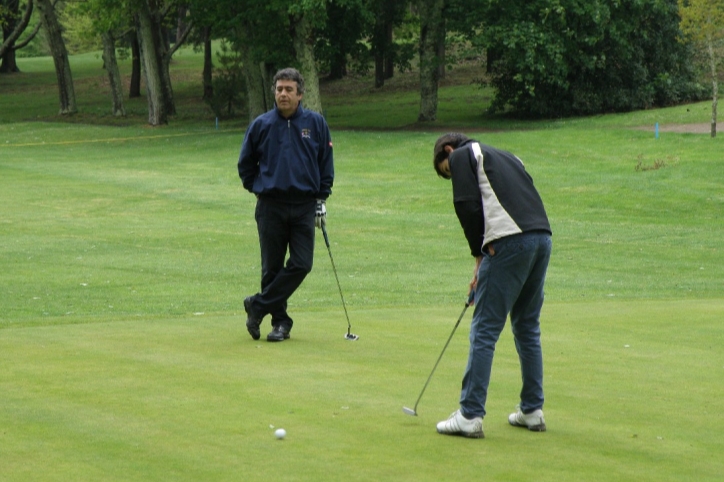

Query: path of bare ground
[634,123,714,134]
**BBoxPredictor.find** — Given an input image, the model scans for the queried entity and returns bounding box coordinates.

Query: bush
[477,0,706,118]
[205,41,246,119]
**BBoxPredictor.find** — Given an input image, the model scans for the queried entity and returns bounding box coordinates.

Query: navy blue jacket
[238,104,334,201]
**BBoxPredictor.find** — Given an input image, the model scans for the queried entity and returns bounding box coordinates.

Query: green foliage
[477,0,706,117]
[678,0,724,44]
[314,0,374,77]
[202,0,295,70]
[9,7,47,58]
[59,3,103,54]
[205,41,246,119]
[389,6,418,73]
[678,0,724,85]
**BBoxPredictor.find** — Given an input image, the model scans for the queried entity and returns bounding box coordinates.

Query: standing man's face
[275,79,302,118]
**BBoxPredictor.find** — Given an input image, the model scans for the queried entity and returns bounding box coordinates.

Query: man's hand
[315,199,327,229]
[469,255,483,294]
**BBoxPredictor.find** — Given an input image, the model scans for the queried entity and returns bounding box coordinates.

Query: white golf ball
[275,428,286,439]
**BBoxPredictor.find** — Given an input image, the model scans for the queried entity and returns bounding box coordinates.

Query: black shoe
[267,325,290,342]
[244,297,262,341]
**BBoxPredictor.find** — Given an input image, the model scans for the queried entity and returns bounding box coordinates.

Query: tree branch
[168,19,194,58]
[13,16,42,50]
[0,0,34,57]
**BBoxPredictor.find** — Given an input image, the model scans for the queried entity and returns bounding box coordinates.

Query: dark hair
[433,133,469,179]
[272,68,305,95]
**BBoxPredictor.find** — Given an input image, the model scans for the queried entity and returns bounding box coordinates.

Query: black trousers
[250,197,315,330]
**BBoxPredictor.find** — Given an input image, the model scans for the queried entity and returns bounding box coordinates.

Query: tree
[67,0,128,116]
[1,0,36,73]
[205,40,245,118]
[195,0,326,120]
[290,4,324,113]
[200,25,212,101]
[188,0,274,120]
[101,30,125,116]
[369,0,408,87]
[128,29,141,98]
[316,0,372,80]
[136,0,167,124]
[679,0,724,137]
[417,0,445,121]
[36,0,76,114]
[132,0,193,125]
[477,0,703,117]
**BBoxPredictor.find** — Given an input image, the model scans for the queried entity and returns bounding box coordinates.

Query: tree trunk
[707,35,717,138]
[417,0,444,122]
[384,22,394,80]
[129,30,141,98]
[240,45,268,122]
[261,62,275,111]
[372,14,387,88]
[0,47,20,73]
[436,21,446,80]
[291,13,322,114]
[36,0,76,115]
[136,3,167,125]
[329,49,347,80]
[175,6,187,46]
[149,4,176,116]
[374,50,384,88]
[101,31,126,117]
[1,0,20,73]
[1,0,34,70]
[202,26,213,101]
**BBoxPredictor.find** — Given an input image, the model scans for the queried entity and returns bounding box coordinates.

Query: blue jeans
[459,231,552,419]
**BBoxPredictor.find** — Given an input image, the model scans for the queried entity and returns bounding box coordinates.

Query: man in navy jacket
[432,133,552,438]
[238,68,334,342]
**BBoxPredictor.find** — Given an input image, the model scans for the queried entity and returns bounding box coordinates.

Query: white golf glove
[315,199,327,229]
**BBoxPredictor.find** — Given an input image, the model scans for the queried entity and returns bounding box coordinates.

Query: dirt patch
[635,123,714,134]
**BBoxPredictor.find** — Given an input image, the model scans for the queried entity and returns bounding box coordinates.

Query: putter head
[345,333,359,341]
[402,407,417,416]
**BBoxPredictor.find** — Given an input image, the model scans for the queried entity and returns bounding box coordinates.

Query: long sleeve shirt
[238,105,334,202]
[449,140,551,256]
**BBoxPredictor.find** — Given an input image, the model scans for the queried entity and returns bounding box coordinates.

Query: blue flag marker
[655,122,659,139]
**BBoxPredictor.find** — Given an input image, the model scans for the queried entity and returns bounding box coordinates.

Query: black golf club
[321,224,358,341]
[402,291,475,416]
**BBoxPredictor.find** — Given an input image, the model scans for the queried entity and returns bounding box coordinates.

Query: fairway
[1,51,723,481]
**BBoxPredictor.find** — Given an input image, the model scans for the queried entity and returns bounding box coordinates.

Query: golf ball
[275,428,286,439]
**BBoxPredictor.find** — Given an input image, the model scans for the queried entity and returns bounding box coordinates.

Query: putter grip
[322,225,330,248]
[467,290,475,306]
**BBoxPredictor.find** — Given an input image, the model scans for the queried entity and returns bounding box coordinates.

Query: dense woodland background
[1,0,723,132]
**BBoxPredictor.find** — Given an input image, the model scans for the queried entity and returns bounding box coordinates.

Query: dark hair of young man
[433,132,470,179]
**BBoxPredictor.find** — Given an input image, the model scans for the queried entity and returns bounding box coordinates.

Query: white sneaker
[436,409,484,438]
[508,407,546,432]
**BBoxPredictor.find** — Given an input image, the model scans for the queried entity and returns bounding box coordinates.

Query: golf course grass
[1,48,722,481]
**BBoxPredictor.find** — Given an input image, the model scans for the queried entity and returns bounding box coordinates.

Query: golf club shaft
[321,225,353,333]
[411,292,475,413]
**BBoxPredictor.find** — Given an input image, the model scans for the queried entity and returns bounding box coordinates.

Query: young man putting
[432,133,552,438]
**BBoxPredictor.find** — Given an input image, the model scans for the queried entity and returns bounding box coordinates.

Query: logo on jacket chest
[301,128,311,139]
